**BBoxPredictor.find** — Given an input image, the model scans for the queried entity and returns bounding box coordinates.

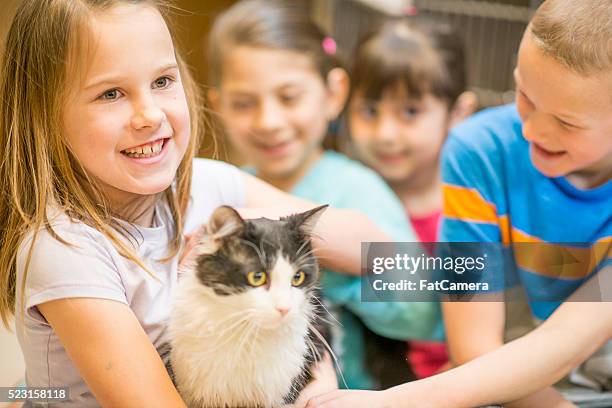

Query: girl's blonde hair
[0,0,202,328]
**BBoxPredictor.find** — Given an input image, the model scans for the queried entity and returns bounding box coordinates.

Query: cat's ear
[287,204,329,236]
[207,206,245,241]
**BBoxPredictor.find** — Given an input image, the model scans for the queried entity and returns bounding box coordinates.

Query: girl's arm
[38,298,186,408]
[308,279,612,408]
[242,172,390,276]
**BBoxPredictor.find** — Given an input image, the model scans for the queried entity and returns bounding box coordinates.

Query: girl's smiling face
[62,4,190,205]
[349,87,451,184]
[211,46,347,188]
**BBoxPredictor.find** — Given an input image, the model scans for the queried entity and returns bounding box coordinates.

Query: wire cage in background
[313,0,545,108]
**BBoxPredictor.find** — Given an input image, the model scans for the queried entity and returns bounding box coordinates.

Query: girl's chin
[377,168,414,184]
[134,183,173,195]
[259,161,300,179]
[121,178,175,197]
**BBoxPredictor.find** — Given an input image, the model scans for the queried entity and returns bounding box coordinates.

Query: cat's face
[193,205,326,330]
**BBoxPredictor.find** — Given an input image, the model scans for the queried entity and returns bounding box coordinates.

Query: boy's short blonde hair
[530,0,612,76]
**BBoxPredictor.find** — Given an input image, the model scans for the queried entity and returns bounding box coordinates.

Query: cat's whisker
[314,316,337,328]
[202,319,253,353]
[239,238,266,268]
[295,262,317,271]
[295,239,312,260]
[287,378,302,403]
[308,324,348,390]
[249,324,262,354]
[294,259,319,271]
[304,336,321,366]
[235,321,257,354]
[304,230,325,243]
[294,247,324,263]
[311,297,342,328]
[259,239,268,266]
[209,311,259,342]
[295,252,319,262]
[296,252,332,266]
[209,321,259,357]
[213,318,250,338]
[211,308,258,329]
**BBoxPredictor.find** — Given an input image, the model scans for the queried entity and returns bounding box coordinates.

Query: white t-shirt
[15,159,245,407]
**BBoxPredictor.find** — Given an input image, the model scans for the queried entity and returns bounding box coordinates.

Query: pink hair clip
[404,5,418,16]
[322,36,337,56]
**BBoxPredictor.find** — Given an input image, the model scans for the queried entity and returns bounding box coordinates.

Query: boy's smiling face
[515,32,612,188]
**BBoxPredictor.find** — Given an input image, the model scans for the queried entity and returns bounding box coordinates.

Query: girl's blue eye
[153,76,172,89]
[99,89,121,101]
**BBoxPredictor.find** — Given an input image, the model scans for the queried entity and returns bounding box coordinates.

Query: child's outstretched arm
[38,298,186,408]
[306,268,612,408]
[242,172,390,276]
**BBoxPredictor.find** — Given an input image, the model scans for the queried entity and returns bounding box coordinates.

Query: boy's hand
[305,389,397,408]
[506,387,577,408]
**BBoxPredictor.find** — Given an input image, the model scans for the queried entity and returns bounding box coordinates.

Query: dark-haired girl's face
[349,88,450,184]
[212,46,345,190]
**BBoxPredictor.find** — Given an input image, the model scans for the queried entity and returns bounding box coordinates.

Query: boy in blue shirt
[440,0,612,406]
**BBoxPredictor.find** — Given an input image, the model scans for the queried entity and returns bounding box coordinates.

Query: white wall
[0,321,25,408]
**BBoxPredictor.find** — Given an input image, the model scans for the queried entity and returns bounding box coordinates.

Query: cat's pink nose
[276,306,289,316]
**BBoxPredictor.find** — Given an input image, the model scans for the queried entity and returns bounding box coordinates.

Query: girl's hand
[305,389,397,408]
[178,225,207,268]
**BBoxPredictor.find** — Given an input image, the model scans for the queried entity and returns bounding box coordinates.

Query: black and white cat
[169,205,331,408]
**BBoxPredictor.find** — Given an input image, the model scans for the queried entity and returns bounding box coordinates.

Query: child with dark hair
[206,0,442,390]
[346,18,477,379]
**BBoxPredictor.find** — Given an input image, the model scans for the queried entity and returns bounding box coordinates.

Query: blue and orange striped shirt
[440,104,612,320]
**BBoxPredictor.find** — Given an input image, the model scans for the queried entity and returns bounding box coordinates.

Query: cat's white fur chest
[169,272,311,408]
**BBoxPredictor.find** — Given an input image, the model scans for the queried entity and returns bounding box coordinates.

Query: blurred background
[0,0,542,399]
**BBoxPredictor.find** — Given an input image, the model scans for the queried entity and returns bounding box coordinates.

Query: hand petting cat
[179,225,207,267]
[305,389,397,408]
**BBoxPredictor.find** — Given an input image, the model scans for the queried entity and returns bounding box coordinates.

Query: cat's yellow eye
[292,271,306,286]
[247,271,267,287]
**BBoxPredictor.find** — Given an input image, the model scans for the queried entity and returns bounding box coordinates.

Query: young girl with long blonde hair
[0,1,392,405]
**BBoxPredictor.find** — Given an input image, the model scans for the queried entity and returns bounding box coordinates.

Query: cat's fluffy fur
[169,205,329,408]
